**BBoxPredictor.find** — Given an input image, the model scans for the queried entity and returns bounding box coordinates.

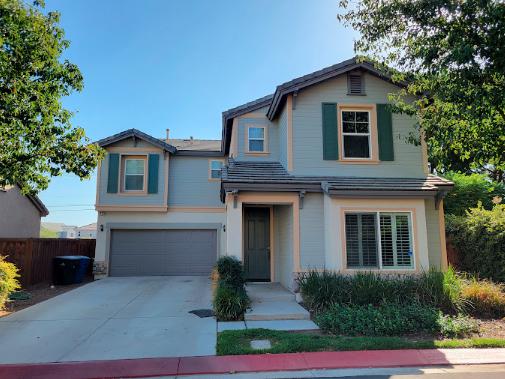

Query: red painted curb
[1,349,504,379]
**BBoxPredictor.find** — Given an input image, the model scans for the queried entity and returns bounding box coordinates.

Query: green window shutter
[147,154,159,194]
[106,153,119,193]
[322,103,338,160]
[377,104,394,161]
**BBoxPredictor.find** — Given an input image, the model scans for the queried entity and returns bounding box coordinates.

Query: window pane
[361,214,378,267]
[355,111,369,122]
[355,122,369,133]
[343,122,355,133]
[380,215,394,267]
[345,214,360,267]
[125,175,143,191]
[342,111,355,122]
[249,139,264,152]
[395,215,413,266]
[125,159,144,175]
[344,135,370,158]
[211,160,222,170]
[211,169,221,179]
[249,127,264,139]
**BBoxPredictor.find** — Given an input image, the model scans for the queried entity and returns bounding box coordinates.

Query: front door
[244,207,270,281]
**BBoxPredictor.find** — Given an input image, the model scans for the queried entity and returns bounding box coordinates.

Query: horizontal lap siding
[274,205,293,290]
[168,156,223,207]
[278,105,288,168]
[292,73,424,177]
[300,193,325,270]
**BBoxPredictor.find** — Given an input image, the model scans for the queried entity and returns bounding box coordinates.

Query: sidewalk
[1,348,505,379]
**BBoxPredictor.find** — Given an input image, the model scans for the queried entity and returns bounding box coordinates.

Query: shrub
[298,268,464,313]
[438,314,479,338]
[213,257,249,321]
[447,204,505,282]
[216,256,245,288]
[0,256,20,311]
[213,284,250,321]
[461,278,505,319]
[443,172,505,216]
[315,304,439,336]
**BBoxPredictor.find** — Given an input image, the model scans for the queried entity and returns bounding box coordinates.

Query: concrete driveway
[0,276,216,363]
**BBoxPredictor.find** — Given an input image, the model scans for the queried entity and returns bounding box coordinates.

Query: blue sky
[39,0,358,226]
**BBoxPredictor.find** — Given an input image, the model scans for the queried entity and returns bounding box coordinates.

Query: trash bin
[53,256,91,285]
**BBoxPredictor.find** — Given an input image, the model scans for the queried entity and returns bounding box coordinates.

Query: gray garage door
[109,229,217,276]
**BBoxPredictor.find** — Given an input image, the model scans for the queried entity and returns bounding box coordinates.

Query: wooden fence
[0,238,96,288]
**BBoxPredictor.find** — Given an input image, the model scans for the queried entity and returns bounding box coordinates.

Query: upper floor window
[209,160,223,180]
[342,110,371,159]
[345,212,414,270]
[123,157,146,191]
[247,126,266,152]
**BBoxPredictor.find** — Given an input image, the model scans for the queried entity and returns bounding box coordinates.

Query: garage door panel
[109,229,217,277]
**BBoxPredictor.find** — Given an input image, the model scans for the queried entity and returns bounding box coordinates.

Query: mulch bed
[0,276,93,318]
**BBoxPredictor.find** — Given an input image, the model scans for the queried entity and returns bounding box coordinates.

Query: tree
[0,0,103,194]
[338,0,505,181]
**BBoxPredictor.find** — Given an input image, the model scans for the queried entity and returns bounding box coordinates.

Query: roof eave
[96,128,177,153]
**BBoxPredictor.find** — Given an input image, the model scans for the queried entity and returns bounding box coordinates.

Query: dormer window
[347,72,365,95]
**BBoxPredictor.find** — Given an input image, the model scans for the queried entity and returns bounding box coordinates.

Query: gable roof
[221,57,400,154]
[27,192,49,217]
[266,56,399,120]
[96,128,177,153]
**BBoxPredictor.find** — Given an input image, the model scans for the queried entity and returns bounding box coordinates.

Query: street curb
[1,348,505,379]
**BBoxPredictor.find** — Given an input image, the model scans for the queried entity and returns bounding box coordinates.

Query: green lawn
[40,227,58,238]
[217,328,505,356]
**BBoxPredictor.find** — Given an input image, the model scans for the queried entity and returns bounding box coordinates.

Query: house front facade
[93,57,452,291]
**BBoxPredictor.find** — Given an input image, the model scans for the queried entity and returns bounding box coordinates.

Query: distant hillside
[40,226,58,238]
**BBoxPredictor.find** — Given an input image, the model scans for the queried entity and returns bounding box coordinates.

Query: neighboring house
[93,57,453,291]
[0,185,49,238]
[58,225,78,239]
[76,223,97,239]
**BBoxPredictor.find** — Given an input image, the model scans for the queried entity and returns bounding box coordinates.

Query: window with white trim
[124,158,145,191]
[248,127,265,152]
[345,212,414,269]
[209,160,223,179]
[341,110,371,159]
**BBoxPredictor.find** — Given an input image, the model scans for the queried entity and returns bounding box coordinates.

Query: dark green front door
[244,207,270,281]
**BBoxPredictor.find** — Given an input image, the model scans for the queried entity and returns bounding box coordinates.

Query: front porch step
[245,283,296,302]
[244,300,310,321]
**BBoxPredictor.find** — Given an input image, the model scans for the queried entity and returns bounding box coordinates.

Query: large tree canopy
[0,0,103,194]
[338,0,505,181]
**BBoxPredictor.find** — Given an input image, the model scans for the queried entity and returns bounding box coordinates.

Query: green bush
[216,256,245,288]
[438,314,479,338]
[298,268,464,314]
[213,257,249,321]
[0,256,20,311]
[461,278,505,319]
[315,304,439,336]
[213,284,250,321]
[443,172,505,216]
[447,204,505,283]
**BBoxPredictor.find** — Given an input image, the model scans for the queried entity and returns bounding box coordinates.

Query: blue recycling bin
[53,256,91,285]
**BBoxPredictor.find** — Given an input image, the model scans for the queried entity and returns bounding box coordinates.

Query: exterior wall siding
[291,73,425,177]
[168,156,224,207]
[274,204,294,290]
[277,104,288,168]
[98,152,166,206]
[299,193,325,270]
[0,186,42,238]
[236,106,280,162]
[424,198,443,269]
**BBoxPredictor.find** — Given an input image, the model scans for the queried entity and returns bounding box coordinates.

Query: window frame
[343,210,416,271]
[246,125,268,154]
[341,109,372,160]
[120,154,147,194]
[337,104,379,163]
[208,159,224,181]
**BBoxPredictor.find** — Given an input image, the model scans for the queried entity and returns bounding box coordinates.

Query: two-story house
[94,57,452,291]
